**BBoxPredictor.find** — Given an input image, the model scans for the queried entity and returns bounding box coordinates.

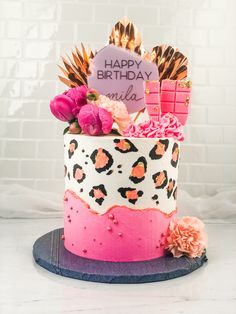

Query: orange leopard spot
[74,168,84,181]
[94,189,105,199]
[131,162,145,179]
[126,190,138,200]
[95,148,109,169]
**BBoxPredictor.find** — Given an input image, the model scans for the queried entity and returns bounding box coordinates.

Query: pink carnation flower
[93,95,131,133]
[77,104,113,136]
[166,216,208,258]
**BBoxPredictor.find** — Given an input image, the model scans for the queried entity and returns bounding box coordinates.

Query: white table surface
[0,218,235,314]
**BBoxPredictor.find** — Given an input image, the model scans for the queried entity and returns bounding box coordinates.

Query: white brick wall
[0,0,236,196]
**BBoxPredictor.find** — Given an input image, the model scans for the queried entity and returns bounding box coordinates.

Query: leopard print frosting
[64,134,179,214]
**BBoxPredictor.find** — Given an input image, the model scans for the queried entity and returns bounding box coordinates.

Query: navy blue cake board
[33,228,207,284]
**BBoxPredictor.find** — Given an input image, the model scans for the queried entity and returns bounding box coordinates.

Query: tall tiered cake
[33,18,207,282]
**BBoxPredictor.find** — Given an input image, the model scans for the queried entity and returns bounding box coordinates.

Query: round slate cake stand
[33,228,207,284]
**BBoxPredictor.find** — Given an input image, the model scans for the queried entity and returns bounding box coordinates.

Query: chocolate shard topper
[87,45,159,114]
[58,44,94,87]
[108,16,142,56]
[145,44,188,81]
[58,17,188,112]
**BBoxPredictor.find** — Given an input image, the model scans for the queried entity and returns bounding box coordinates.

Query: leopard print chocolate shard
[149,139,169,160]
[152,170,168,189]
[171,142,179,168]
[167,179,176,198]
[114,139,138,153]
[90,148,113,173]
[73,164,86,183]
[68,139,78,159]
[129,156,147,184]
[118,187,143,204]
[89,184,107,206]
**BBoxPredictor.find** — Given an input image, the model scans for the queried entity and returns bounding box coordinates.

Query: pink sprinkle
[93,238,96,242]
[64,196,68,201]
[118,232,123,237]
[68,219,71,223]
[107,226,112,231]
[113,219,118,224]
[61,235,65,240]
[108,213,114,219]
[156,245,159,249]
[82,248,87,253]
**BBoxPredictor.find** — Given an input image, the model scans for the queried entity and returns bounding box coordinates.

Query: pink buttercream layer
[64,190,177,262]
[124,113,184,141]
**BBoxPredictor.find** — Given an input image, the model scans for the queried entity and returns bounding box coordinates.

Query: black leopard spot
[171,143,179,168]
[118,187,143,204]
[129,156,147,184]
[149,139,169,160]
[106,170,113,175]
[152,194,159,205]
[73,164,86,183]
[173,187,177,200]
[167,179,176,198]
[152,170,168,189]
[114,139,138,153]
[64,165,67,177]
[89,184,107,206]
[90,148,113,173]
[68,139,78,159]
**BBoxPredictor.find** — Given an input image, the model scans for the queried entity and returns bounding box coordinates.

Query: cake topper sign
[88,45,159,113]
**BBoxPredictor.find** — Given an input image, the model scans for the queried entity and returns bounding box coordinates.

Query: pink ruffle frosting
[124,113,184,141]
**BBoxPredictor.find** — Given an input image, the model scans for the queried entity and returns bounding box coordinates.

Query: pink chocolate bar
[160,80,191,125]
[144,81,161,121]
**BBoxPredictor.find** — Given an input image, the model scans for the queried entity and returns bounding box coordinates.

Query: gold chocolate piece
[178,80,192,89]
[185,96,190,107]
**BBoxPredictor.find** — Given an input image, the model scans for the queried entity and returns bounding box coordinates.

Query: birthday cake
[50,18,207,263]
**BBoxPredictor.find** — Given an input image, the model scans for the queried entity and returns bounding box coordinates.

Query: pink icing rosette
[124,113,184,141]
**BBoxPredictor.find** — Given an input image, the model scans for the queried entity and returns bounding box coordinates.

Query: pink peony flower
[166,216,208,258]
[50,94,78,122]
[78,104,113,136]
[93,95,131,133]
[65,85,88,115]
